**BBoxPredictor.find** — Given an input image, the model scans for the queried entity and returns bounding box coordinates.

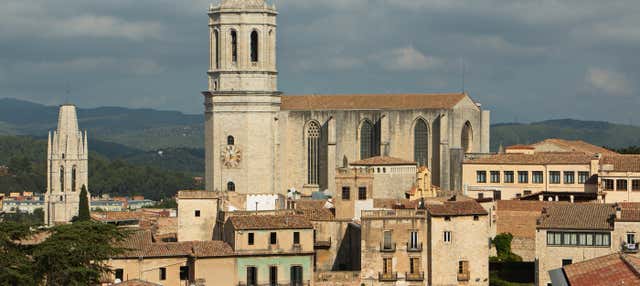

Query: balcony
[457,272,470,282]
[378,272,398,282]
[406,242,422,252]
[380,242,396,252]
[314,237,331,249]
[623,243,639,253]
[405,272,424,281]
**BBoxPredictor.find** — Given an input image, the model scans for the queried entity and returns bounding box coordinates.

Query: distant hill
[0,98,203,150]
[491,119,640,151]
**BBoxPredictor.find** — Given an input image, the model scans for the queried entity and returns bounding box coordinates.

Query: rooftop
[537,204,616,230]
[463,152,595,165]
[562,253,640,286]
[350,156,416,166]
[280,93,468,111]
[294,200,334,221]
[227,215,313,230]
[425,200,488,217]
[600,155,640,172]
[114,279,162,286]
[115,230,234,259]
[177,190,219,199]
[531,138,618,156]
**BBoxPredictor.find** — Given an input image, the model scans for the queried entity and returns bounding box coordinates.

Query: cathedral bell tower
[45,104,89,225]
[202,0,281,194]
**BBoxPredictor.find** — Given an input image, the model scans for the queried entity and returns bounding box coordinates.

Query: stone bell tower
[44,104,89,225]
[202,0,280,194]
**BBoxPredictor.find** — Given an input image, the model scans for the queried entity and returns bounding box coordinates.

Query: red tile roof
[227,215,313,230]
[532,139,618,156]
[280,93,468,111]
[537,204,616,230]
[115,230,233,259]
[350,156,416,166]
[191,241,234,257]
[426,200,488,217]
[563,254,640,286]
[600,155,640,172]
[463,152,594,165]
[294,200,334,221]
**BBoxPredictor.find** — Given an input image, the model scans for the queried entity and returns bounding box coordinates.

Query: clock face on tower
[221,145,242,168]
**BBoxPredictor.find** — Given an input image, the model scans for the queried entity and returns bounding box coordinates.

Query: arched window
[462,121,473,153]
[231,30,238,64]
[414,119,429,167]
[214,30,220,69]
[227,181,235,192]
[307,122,321,185]
[360,120,380,159]
[250,30,259,63]
[60,166,65,192]
[71,166,77,192]
[227,135,235,146]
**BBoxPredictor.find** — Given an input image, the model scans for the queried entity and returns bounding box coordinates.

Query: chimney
[616,206,622,220]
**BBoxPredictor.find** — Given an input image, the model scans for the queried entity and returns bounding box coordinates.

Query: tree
[77,185,90,222]
[0,222,38,286]
[33,221,127,286]
[490,233,523,262]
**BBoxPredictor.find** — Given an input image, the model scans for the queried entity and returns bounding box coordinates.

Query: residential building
[2,195,45,214]
[599,155,640,202]
[463,149,600,200]
[350,156,418,198]
[223,214,315,286]
[334,167,374,220]
[128,199,156,210]
[360,198,489,286]
[535,203,640,286]
[177,190,222,242]
[91,200,125,212]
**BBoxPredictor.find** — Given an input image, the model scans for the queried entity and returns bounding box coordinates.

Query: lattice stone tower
[44,104,89,225]
[202,0,281,194]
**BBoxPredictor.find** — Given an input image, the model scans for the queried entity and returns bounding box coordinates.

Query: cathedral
[202,0,490,197]
[44,104,89,225]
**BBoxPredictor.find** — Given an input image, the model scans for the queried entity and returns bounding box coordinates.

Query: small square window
[473,215,479,221]
[444,231,452,242]
[358,187,367,200]
[294,232,300,244]
[195,210,201,217]
[270,232,277,245]
[160,267,166,281]
[179,266,189,281]
[444,216,451,221]
[341,187,350,200]
[562,259,572,266]
[248,233,255,245]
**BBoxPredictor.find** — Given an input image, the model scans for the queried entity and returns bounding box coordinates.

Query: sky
[1,0,639,124]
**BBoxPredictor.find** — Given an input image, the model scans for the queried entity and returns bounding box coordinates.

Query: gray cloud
[0,0,639,124]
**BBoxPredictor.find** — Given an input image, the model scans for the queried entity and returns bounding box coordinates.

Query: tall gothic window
[462,121,473,153]
[231,30,238,64]
[71,166,77,192]
[307,121,321,185]
[250,31,259,63]
[360,120,380,159]
[60,166,65,192]
[414,119,429,167]
[214,30,220,69]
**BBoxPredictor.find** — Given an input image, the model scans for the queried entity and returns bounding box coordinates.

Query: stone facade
[44,104,89,225]
[177,190,221,241]
[202,0,491,197]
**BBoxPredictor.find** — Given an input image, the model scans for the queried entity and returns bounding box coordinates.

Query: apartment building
[535,203,640,286]
[463,146,600,200]
[599,155,640,202]
[360,198,489,286]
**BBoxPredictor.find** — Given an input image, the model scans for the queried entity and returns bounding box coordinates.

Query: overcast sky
[1,0,639,123]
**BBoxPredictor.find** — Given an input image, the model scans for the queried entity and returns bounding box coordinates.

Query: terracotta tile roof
[563,254,640,286]
[600,155,640,172]
[373,198,419,209]
[115,279,163,286]
[294,200,334,221]
[425,200,488,217]
[505,144,535,150]
[350,156,416,166]
[463,152,594,165]
[280,93,468,111]
[191,241,234,257]
[227,215,313,230]
[619,208,640,222]
[497,200,566,212]
[532,139,618,155]
[116,230,234,258]
[537,204,616,230]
